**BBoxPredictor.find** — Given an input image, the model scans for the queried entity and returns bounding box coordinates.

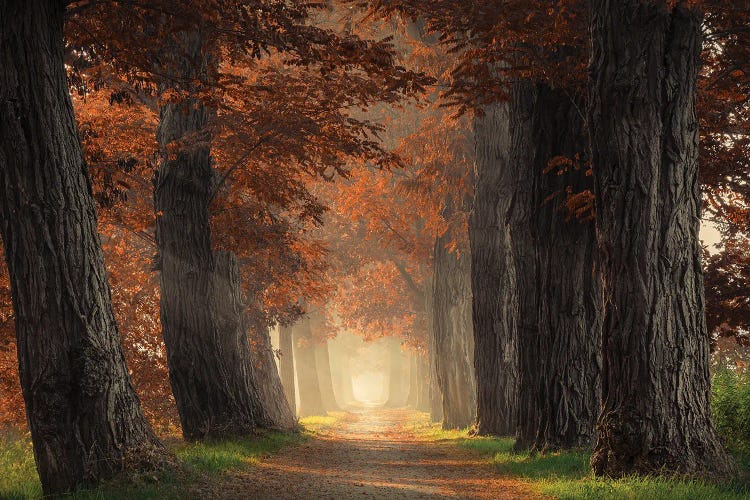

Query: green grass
[410,416,750,500]
[299,411,348,435]
[0,434,42,499]
[0,430,303,500]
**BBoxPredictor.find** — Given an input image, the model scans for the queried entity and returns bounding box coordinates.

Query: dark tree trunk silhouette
[279,325,297,413]
[292,317,326,417]
[432,235,477,429]
[470,102,518,436]
[508,83,601,451]
[0,1,165,494]
[153,32,270,439]
[589,1,734,477]
[315,341,340,411]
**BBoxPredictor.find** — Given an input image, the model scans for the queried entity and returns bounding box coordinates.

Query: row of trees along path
[1,0,749,496]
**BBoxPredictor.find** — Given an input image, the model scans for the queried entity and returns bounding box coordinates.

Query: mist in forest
[271,329,423,414]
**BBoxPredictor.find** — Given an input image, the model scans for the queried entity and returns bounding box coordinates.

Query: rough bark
[278,325,297,413]
[432,236,477,429]
[508,83,602,451]
[315,341,340,411]
[246,307,296,430]
[292,317,326,417]
[589,1,734,477]
[0,1,165,494]
[153,32,270,439]
[470,102,519,436]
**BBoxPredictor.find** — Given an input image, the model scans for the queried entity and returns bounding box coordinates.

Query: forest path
[210,408,537,499]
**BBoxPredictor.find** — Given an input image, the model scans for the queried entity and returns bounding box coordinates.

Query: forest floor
[3,407,750,498]
[208,407,535,499]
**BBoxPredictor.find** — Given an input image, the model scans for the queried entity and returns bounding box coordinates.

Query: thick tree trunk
[246,307,296,430]
[279,325,297,413]
[0,2,165,494]
[432,236,477,429]
[589,1,734,477]
[470,102,519,436]
[508,83,602,451]
[153,32,270,439]
[292,318,326,417]
[315,341,340,411]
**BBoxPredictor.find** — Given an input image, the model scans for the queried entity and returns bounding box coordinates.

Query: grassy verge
[410,413,750,500]
[0,429,305,499]
[299,411,350,435]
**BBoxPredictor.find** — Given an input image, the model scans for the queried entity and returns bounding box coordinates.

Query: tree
[0,1,166,494]
[471,102,518,436]
[509,82,601,451]
[292,314,327,417]
[278,325,298,413]
[588,0,733,477]
[431,232,477,428]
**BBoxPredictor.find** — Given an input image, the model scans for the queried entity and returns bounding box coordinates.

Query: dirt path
[211,408,537,499]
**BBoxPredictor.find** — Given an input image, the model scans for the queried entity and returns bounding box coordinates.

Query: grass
[410,414,750,500]
[0,429,305,499]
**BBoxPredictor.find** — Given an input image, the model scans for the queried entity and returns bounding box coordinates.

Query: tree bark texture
[470,102,519,436]
[292,317,326,417]
[432,236,477,429]
[0,1,165,494]
[508,83,602,451]
[153,31,271,439]
[279,325,297,413]
[589,1,734,477]
[246,306,296,430]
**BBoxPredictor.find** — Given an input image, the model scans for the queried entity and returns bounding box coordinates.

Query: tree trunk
[432,236,477,429]
[589,1,734,477]
[0,2,165,494]
[279,325,297,413]
[245,306,296,430]
[153,31,270,439]
[470,102,519,436]
[337,353,356,406]
[406,353,419,407]
[292,318,326,417]
[425,276,443,422]
[415,355,431,412]
[508,83,602,451]
[315,341,340,411]
[386,337,408,407]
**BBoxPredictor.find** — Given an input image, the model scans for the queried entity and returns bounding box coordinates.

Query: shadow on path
[211,408,537,499]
